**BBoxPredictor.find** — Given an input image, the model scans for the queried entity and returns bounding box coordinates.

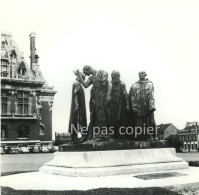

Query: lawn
[1,187,180,195]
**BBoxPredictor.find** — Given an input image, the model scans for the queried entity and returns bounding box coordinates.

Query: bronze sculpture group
[69,65,157,143]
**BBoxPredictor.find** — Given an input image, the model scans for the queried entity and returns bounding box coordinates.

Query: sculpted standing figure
[129,71,156,141]
[108,70,130,138]
[68,73,87,142]
[75,66,111,141]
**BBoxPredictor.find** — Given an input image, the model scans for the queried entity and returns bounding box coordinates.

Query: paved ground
[1,152,198,174]
[1,167,199,191]
[1,153,54,174]
[176,152,199,161]
[1,152,199,194]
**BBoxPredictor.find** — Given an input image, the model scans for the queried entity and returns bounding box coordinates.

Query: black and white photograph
[1,0,199,194]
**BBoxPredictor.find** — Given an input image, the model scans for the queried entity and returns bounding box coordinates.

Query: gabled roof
[11,39,34,79]
[157,123,171,130]
[1,32,53,90]
[156,123,172,135]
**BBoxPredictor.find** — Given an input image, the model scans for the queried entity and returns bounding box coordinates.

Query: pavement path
[1,167,199,191]
[176,152,199,162]
[1,153,53,174]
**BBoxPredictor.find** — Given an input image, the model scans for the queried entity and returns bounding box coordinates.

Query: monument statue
[75,65,111,141]
[41,68,186,176]
[129,71,156,141]
[68,72,87,142]
[107,70,130,138]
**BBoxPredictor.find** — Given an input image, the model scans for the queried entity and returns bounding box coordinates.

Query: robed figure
[108,70,130,138]
[129,71,156,141]
[75,66,111,141]
[68,74,87,142]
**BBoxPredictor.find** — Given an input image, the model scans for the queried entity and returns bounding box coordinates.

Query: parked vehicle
[53,146,59,151]
[15,146,20,152]
[27,145,31,150]
[4,146,10,154]
[29,146,40,153]
[9,147,18,154]
[1,147,5,154]
[48,146,54,153]
[40,146,49,153]
[48,146,59,153]
[18,147,29,153]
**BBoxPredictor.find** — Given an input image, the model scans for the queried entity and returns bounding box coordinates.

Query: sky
[1,0,199,134]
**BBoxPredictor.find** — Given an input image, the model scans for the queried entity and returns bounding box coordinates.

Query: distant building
[157,123,178,140]
[54,132,72,145]
[178,122,199,152]
[1,32,56,146]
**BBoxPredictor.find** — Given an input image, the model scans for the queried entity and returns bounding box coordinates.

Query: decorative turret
[29,32,36,70]
[29,32,41,77]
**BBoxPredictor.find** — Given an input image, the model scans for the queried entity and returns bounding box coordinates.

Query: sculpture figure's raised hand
[74,69,83,82]
[73,69,80,77]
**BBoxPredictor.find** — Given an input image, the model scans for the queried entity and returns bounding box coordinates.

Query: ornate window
[1,60,9,77]
[18,125,30,138]
[18,61,26,76]
[1,91,7,114]
[17,92,29,115]
[39,125,45,135]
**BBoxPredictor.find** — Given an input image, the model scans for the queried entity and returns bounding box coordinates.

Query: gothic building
[1,32,56,146]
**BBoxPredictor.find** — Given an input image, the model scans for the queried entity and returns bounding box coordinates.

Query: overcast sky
[1,0,199,133]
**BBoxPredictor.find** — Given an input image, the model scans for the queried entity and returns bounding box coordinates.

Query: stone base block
[39,148,188,177]
[40,161,188,177]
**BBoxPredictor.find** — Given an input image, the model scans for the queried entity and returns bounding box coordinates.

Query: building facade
[157,123,178,140]
[1,32,56,146]
[178,122,199,152]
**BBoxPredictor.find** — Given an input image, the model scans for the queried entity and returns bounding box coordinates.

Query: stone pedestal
[59,139,168,151]
[39,148,188,177]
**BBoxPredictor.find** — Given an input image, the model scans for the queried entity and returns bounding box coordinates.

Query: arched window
[18,125,30,138]
[1,125,8,138]
[39,123,45,135]
[18,61,26,75]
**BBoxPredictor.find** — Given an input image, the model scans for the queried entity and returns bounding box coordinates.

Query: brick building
[1,32,56,146]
